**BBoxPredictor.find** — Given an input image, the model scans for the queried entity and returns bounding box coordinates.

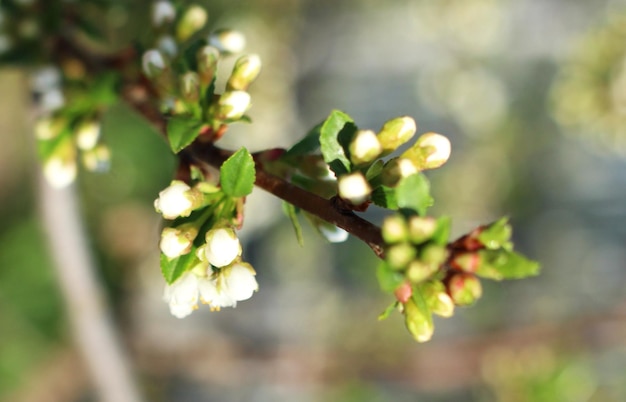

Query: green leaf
[478,217,513,250]
[319,110,355,175]
[378,301,399,321]
[220,147,256,197]
[371,186,398,209]
[167,116,204,153]
[396,173,433,216]
[476,249,540,280]
[376,261,405,293]
[283,122,322,158]
[430,216,451,246]
[366,159,385,181]
[160,249,198,284]
[282,202,304,247]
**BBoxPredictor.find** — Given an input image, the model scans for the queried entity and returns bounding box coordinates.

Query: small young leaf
[478,217,513,250]
[376,261,405,293]
[371,186,398,209]
[282,201,304,246]
[404,290,434,343]
[366,159,384,181]
[161,249,198,284]
[476,249,540,280]
[220,147,256,197]
[320,110,354,175]
[167,116,204,153]
[396,173,433,216]
[283,122,322,158]
[430,216,451,246]
[378,301,399,321]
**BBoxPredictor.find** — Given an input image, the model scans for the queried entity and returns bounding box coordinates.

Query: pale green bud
[380,157,418,187]
[337,172,371,204]
[377,116,416,156]
[386,242,416,270]
[176,5,208,42]
[406,261,438,283]
[216,90,251,120]
[180,71,200,102]
[381,214,408,244]
[423,283,455,318]
[227,54,262,91]
[209,29,246,54]
[408,216,437,244]
[401,132,451,170]
[420,244,448,266]
[404,297,434,343]
[35,117,65,140]
[197,45,220,85]
[349,129,382,165]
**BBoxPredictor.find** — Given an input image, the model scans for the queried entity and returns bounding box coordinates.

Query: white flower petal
[205,228,241,267]
[224,263,258,302]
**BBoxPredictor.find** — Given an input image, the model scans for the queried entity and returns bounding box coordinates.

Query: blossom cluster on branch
[2,0,539,342]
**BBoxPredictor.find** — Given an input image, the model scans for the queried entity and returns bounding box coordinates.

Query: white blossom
[163,271,217,318]
[209,29,246,54]
[338,172,371,204]
[349,129,382,165]
[152,0,176,27]
[76,121,101,150]
[204,227,241,267]
[142,49,166,78]
[416,132,451,168]
[43,156,76,188]
[154,180,194,219]
[208,263,258,308]
[217,91,251,120]
[160,225,197,259]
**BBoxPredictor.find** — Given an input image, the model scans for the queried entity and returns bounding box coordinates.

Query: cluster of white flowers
[162,227,258,318]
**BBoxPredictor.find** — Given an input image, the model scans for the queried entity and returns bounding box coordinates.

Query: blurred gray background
[2,0,626,401]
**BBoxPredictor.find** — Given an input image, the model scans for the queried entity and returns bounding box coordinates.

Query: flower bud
[81,144,111,172]
[180,71,200,102]
[209,29,246,54]
[318,222,349,243]
[381,214,408,244]
[451,252,481,273]
[154,180,199,219]
[75,121,101,150]
[156,35,178,57]
[40,88,65,112]
[142,49,166,78]
[44,156,77,188]
[221,262,258,302]
[176,4,208,41]
[420,244,448,266]
[406,260,438,283]
[404,297,434,343]
[205,227,242,267]
[377,116,416,156]
[408,216,437,244]
[160,224,199,259]
[380,157,418,187]
[447,273,482,306]
[152,0,176,27]
[394,282,413,304]
[349,129,382,166]
[423,283,455,318]
[197,45,219,85]
[35,117,65,140]
[401,132,451,170]
[31,66,61,93]
[227,54,262,91]
[337,172,371,204]
[386,242,416,270]
[216,91,251,120]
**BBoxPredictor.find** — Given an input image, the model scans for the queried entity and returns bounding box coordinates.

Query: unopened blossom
[217,91,251,120]
[81,144,111,172]
[43,156,77,188]
[349,129,382,165]
[152,0,176,27]
[142,49,166,78]
[156,35,178,57]
[160,224,198,259]
[204,227,241,267]
[377,116,416,156]
[154,180,194,219]
[338,172,371,204]
[75,121,101,150]
[209,29,246,54]
[176,5,208,41]
[227,54,262,91]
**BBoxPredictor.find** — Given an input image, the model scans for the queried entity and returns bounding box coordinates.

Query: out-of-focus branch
[38,175,144,402]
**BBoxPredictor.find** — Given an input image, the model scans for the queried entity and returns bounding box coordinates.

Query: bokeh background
[2,0,626,401]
